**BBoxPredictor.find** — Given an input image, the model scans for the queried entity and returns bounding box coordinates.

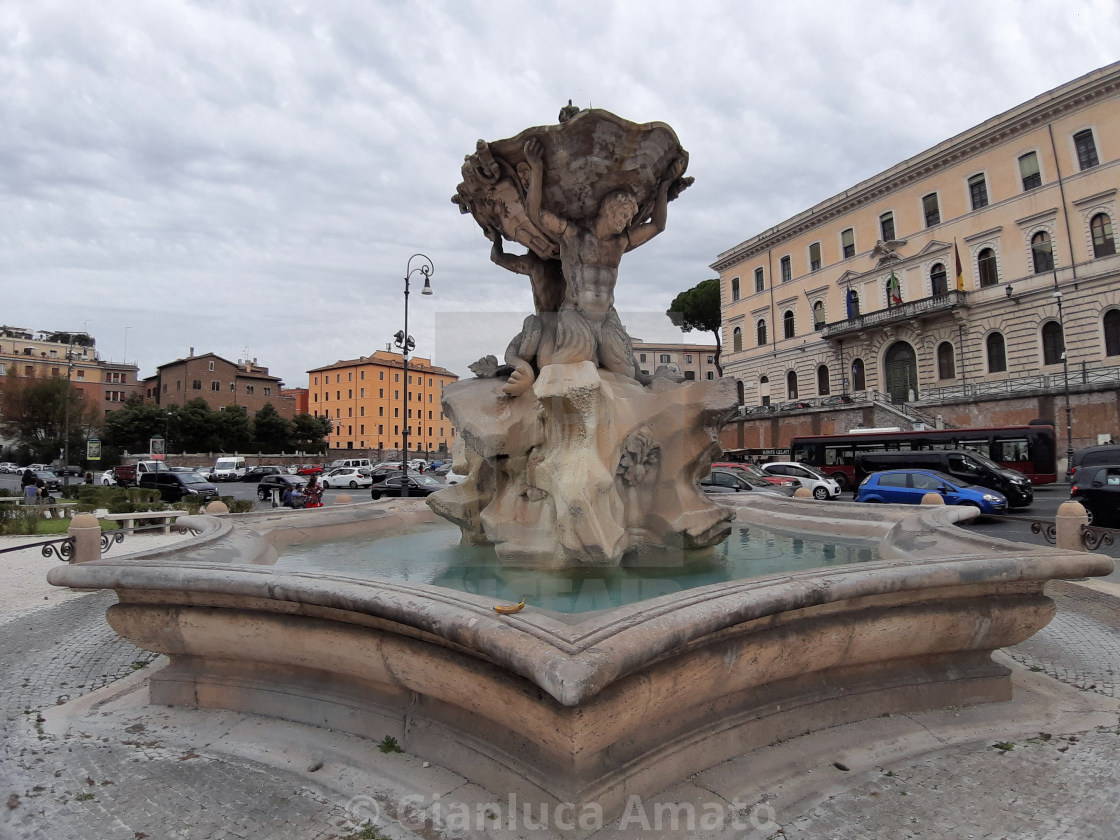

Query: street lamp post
[1053,289,1074,468]
[395,254,434,497]
[62,333,89,488]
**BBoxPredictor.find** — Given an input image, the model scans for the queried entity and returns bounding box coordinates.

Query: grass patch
[377,736,403,754]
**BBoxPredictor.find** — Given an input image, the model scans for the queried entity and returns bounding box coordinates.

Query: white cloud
[2,0,1118,386]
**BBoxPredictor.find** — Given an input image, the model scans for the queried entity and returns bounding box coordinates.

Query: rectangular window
[968,173,988,210]
[1019,152,1041,190]
[264,387,271,395]
[659,354,671,364]
[808,242,821,271]
[780,255,792,283]
[841,228,855,258]
[731,276,740,301]
[685,354,693,363]
[211,382,220,391]
[754,267,764,293]
[1074,129,1099,170]
[879,212,895,242]
[639,353,646,362]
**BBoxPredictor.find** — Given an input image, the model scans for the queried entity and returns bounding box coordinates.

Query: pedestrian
[23,480,39,505]
[20,468,35,490]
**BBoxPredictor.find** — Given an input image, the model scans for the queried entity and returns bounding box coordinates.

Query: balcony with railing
[821,290,968,339]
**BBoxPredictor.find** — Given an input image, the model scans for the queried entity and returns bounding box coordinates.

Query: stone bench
[101,510,189,533]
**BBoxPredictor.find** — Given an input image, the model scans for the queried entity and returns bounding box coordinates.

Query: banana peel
[493,598,526,615]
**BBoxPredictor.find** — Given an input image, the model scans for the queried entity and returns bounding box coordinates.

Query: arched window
[756,319,768,346]
[986,333,1007,373]
[851,358,866,391]
[732,326,743,352]
[1042,321,1064,366]
[1031,231,1054,274]
[783,309,795,339]
[787,371,798,400]
[813,300,825,329]
[937,341,956,379]
[759,375,771,407]
[1092,213,1116,258]
[1106,309,1120,357]
[816,364,830,395]
[731,277,740,301]
[977,248,998,287]
[930,263,948,296]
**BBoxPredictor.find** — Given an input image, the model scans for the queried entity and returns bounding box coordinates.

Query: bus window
[992,437,1029,463]
[959,439,990,458]
[824,445,851,466]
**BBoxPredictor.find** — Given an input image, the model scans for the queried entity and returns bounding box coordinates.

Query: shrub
[0,506,40,536]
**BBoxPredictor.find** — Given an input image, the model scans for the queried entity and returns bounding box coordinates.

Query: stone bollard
[334,494,353,504]
[1056,500,1089,551]
[205,500,230,515]
[793,487,813,499]
[67,513,102,564]
[921,492,946,505]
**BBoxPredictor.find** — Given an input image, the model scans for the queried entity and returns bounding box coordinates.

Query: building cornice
[711,61,1120,272]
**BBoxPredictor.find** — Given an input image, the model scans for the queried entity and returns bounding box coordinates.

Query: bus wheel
[831,473,848,491]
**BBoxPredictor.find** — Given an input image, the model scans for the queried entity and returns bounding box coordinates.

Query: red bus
[788,424,1057,491]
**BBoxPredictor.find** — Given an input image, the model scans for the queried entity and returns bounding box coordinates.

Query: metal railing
[821,290,968,338]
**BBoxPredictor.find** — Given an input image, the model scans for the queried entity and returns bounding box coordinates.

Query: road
[3,471,1117,573]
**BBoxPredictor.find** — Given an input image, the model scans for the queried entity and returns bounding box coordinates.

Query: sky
[3,0,1119,389]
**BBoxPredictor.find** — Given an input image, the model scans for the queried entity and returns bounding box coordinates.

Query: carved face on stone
[600,190,638,235]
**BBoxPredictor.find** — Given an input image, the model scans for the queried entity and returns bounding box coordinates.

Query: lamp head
[421,276,433,295]
[1005,285,1013,298]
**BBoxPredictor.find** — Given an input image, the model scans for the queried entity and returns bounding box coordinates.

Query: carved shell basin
[453,108,689,260]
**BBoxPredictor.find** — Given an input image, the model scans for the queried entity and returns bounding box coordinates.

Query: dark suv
[139,471,219,503]
[1070,464,1120,527]
[1067,444,1120,483]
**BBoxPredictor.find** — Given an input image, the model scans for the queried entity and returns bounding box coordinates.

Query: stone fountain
[45,105,1114,828]
[436,104,737,567]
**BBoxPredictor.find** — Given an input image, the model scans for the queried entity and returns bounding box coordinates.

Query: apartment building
[148,350,296,419]
[631,339,719,381]
[308,350,458,454]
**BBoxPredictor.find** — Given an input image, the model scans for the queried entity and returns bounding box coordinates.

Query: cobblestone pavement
[1,582,1118,839]
[0,591,359,840]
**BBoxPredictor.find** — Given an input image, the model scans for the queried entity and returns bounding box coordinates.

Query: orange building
[308,350,458,456]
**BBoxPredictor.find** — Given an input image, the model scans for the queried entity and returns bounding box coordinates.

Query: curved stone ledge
[46,498,1115,813]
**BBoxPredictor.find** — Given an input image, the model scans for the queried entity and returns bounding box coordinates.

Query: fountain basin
[47,497,1113,815]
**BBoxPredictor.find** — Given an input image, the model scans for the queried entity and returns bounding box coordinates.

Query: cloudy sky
[4,0,1119,388]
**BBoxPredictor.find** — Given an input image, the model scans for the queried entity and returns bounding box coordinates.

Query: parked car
[444,470,467,486]
[257,474,307,501]
[760,462,842,499]
[321,467,373,489]
[100,470,117,486]
[370,473,445,500]
[700,469,796,496]
[1070,464,1120,527]
[370,465,417,484]
[28,463,49,472]
[854,449,1032,508]
[139,471,219,503]
[33,470,63,492]
[1067,444,1120,483]
[112,460,169,487]
[0,462,19,474]
[856,469,1008,515]
[297,464,323,476]
[711,461,798,487]
[242,466,284,483]
[211,456,247,481]
[52,464,83,477]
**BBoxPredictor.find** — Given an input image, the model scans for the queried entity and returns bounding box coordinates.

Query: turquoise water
[274,520,879,614]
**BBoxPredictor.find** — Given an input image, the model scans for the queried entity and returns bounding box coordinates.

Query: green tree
[252,403,292,453]
[102,396,170,455]
[290,413,332,454]
[172,399,223,453]
[667,277,723,376]
[214,405,252,452]
[0,375,100,463]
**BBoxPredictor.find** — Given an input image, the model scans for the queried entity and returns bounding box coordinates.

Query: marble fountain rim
[46,498,1114,706]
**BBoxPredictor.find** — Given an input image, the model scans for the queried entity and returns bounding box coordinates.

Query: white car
[320,467,373,489]
[444,470,467,486]
[760,461,842,500]
[0,462,19,474]
[100,470,117,486]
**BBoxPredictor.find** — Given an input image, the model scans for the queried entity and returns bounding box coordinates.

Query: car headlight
[982,494,1001,502]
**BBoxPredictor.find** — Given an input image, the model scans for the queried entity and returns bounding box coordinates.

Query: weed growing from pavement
[377,736,403,754]
[992,741,1015,752]
[343,824,389,840]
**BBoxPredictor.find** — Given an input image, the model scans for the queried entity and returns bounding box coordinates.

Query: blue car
[856,469,1008,514]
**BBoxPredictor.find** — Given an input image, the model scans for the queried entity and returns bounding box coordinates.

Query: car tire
[813,486,829,500]
[349,481,357,489]
[371,491,381,500]
[322,481,330,489]
[258,490,267,501]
